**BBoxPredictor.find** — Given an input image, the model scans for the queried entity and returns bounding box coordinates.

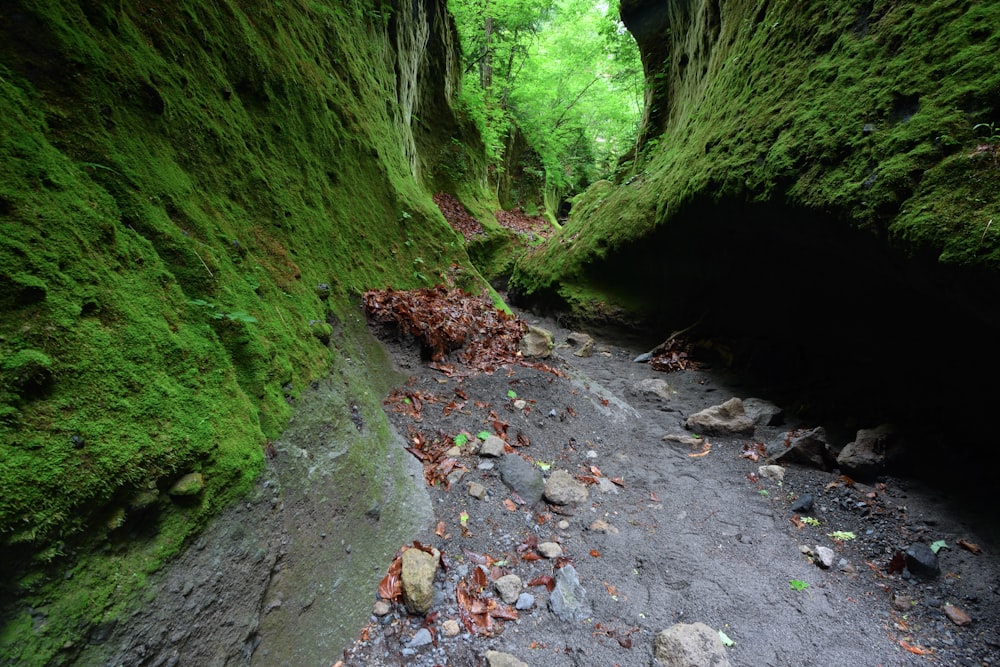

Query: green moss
[0,0,491,661]
[515,0,1000,319]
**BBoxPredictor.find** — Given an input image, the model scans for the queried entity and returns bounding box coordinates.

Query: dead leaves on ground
[649,338,699,373]
[363,286,565,378]
[403,427,468,489]
[434,192,486,241]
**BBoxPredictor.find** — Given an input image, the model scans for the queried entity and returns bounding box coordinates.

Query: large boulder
[836,424,902,479]
[685,398,755,436]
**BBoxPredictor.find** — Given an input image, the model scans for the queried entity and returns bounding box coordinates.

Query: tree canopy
[451,0,642,198]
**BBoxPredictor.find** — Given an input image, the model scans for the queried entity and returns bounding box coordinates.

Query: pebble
[442,619,460,636]
[406,628,433,648]
[538,541,563,558]
[590,519,619,534]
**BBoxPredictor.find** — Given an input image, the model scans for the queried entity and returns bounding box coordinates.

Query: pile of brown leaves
[495,208,552,238]
[649,338,699,373]
[400,426,468,489]
[434,192,486,241]
[362,286,529,374]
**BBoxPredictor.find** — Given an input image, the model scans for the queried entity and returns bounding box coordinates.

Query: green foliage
[801,516,821,527]
[451,0,642,195]
[453,432,470,447]
[930,540,950,554]
[827,531,856,541]
[511,0,1000,321]
[789,579,810,591]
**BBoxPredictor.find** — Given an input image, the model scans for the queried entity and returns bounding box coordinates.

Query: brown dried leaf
[527,575,556,592]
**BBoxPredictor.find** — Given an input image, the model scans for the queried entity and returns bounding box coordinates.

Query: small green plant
[187,299,258,323]
[453,432,469,448]
[973,122,1000,143]
[507,389,517,399]
[789,579,809,591]
[477,431,491,440]
[827,531,856,541]
[758,489,769,497]
[801,517,820,527]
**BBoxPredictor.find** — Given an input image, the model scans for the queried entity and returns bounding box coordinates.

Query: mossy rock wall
[0,0,483,661]
[513,0,1000,318]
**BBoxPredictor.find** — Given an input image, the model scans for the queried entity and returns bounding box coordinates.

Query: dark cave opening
[549,199,1000,497]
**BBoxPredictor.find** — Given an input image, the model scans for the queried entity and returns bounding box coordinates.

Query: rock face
[653,622,732,667]
[685,398,755,436]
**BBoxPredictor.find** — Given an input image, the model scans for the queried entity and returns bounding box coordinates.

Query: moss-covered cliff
[0,0,490,661]
[513,0,1000,317]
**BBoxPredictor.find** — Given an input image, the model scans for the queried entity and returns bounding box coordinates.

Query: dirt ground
[341,305,1000,667]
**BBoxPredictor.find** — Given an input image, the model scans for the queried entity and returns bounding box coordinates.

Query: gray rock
[790,493,814,513]
[519,325,553,358]
[494,574,522,604]
[757,465,785,482]
[685,398,755,436]
[401,547,438,615]
[543,469,588,505]
[498,454,544,506]
[629,378,675,401]
[905,543,941,579]
[406,627,433,648]
[467,482,486,499]
[515,592,535,610]
[485,650,529,667]
[653,622,732,667]
[771,427,835,471]
[538,541,563,559]
[568,331,594,357]
[549,564,587,622]
[837,424,901,480]
[480,435,506,457]
[815,545,835,568]
[372,600,391,616]
[633,351,653,363]
[743,397,785,426]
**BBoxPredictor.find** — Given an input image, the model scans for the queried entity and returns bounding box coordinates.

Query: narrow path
[342,306,1000,666]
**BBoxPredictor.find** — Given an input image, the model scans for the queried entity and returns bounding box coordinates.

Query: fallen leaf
[649,491,661,502]
[527,575,556,592]
[790,514,805,529]
[435,521,447,537]
[590,549,602,557]
[899,640,933,656]
[958,538,982,554]
[610,477,625,487]
[502,498,517,511]
[689,441,712,457]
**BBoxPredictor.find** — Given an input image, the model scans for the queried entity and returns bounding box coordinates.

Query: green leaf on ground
[931,539,949,553]
[718,630,735,647]
[789,579,809,591]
